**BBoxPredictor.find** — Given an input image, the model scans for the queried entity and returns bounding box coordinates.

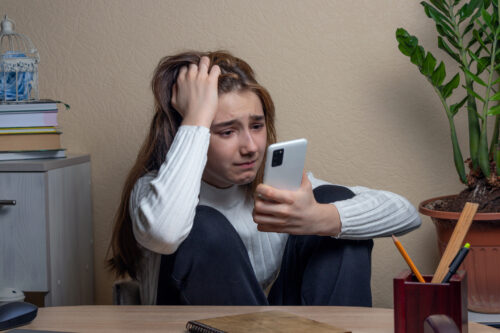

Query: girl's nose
[240,130,258,155]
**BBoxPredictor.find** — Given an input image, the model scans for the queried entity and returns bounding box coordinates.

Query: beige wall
[3,0,470,307]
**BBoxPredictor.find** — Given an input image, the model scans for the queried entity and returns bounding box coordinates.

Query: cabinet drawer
[0,172,48,291]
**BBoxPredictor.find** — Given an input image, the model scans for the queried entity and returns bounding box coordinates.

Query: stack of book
[0,100,66,161]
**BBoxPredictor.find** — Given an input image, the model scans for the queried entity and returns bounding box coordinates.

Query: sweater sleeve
[308,173,421,239]
[129,126,210,254]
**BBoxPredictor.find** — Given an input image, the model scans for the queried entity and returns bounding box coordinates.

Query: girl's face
[203,90,267,188]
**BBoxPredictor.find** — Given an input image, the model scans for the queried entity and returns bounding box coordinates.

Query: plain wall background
[2,0,471,307]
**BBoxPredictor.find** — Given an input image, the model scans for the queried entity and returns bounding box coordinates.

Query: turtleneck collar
[199,181,249,209]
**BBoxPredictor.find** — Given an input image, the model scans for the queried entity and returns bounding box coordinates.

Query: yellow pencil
[392,235,426,283]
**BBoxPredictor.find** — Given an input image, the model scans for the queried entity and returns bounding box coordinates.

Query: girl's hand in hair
[171,56,221,128]
[252,171,342,236]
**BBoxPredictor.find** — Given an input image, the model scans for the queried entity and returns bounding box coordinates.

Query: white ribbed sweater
[129,126,421,304]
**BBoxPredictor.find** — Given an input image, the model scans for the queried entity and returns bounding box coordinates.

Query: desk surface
[21,305,499,332]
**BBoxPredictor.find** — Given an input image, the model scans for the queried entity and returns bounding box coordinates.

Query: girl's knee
[313,185,355,204]
[187,205,244,256]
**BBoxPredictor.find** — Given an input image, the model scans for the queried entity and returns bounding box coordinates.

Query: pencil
[392,235,426,283]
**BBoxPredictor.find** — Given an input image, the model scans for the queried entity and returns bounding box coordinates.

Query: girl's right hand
[171,56,221,128]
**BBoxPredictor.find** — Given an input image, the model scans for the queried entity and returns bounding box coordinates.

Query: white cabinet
[0,154,93,306]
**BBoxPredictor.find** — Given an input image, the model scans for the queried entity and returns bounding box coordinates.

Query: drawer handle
[0,200,16,206]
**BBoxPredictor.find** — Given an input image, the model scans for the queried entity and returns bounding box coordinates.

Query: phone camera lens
[271,149,284,167]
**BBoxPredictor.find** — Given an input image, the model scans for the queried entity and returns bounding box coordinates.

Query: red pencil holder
[393,270,468,333]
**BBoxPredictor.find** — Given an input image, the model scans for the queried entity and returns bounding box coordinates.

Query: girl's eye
[252,123,264,130]
[220,130,234,137]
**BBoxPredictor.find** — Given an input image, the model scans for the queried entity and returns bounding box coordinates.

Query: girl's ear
[171,84,177,108]
[170,84,182,118]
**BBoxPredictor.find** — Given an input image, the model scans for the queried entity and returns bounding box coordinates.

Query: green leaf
[490,91,500,101]
[442,73,460,99]
[477,21,496,42]
[429,0,449,14]
[473,29,490,52]
[465,85,486,102]
[411,46,425,66]
[468,48,481,62]
[396,28,418,56]
[422,52,437,76]
[450,96,467,116]
[458,3,476,23]
[431,61,446,86]
[459,0,482,23]
[421,2,454,26]
[482,8,493,30]
[463,67,488,86]
[435,19,458,38]
[493,76,500,85]
[398,44,412,56]
[468,50,490,75]
[458,2,470,19]
[469,0,485,21]
[462,22,475,37]
[396,27,409,40]
[488,104,500,115]
[466,37,479,49]
[438,37,461,63]
[476,21,495,40]
[486,31,496,43]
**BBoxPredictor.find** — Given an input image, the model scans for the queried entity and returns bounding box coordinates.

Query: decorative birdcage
[0,15,39,103]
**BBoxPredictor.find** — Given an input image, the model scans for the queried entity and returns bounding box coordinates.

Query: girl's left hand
[252,171,341,236]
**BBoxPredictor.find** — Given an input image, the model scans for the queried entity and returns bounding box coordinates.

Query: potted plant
[396,0,500,313]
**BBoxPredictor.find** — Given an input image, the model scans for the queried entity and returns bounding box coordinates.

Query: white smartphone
[263,138,308,191]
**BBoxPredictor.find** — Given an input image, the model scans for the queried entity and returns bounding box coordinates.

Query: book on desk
[186,310,350,333]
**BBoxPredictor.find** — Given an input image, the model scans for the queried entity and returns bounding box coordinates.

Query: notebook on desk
[9,328,71,333]
[468,311,500,329]
[186,310,350,333]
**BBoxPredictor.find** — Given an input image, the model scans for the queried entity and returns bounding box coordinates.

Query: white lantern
[0,15,39,102]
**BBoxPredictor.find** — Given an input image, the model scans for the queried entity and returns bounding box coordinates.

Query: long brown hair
[107,51,277,279]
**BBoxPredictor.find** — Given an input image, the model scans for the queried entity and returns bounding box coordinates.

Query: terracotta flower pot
[419,195,500,313]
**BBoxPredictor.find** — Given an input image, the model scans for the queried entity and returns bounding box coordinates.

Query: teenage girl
[108,51,421,305]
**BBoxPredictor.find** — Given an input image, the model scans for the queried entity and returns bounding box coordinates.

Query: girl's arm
[130,57,220,254]
[253,172,421,238]
[330,185,421,239]
[130,126,210,254]
[308,173,421,239]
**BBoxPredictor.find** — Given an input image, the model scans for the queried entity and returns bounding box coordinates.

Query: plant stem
[497,140,500,176]
[478,27,499,178]
[497,1,500,177]
[490,115,500,157]
[435,86,468,183]
[449,1,481,171]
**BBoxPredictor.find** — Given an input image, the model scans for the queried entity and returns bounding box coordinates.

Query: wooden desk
[21,305,498,332]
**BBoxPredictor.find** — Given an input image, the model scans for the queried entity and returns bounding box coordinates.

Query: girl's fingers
[253,212,286,225]
[177,66,187,82]
[255,184,294,204]
[187,63,198,78]
[254,200,289,218]
[198,56,210,73]
[208,64,221,81]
